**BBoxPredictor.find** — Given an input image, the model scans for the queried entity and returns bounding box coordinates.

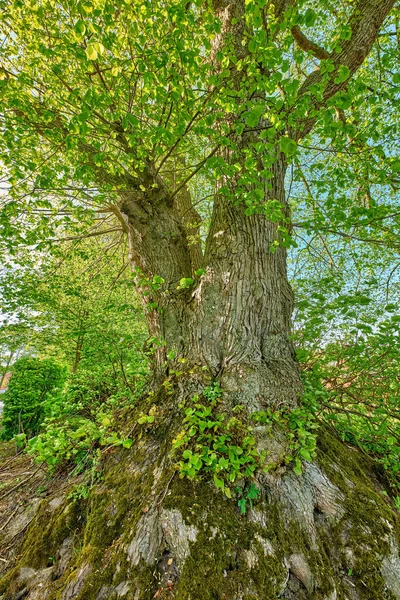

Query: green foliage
[137,414,155,425]
[68,483,92,502]
[26,367,136,472]
[172,381,319,500]
[0,238,148,387]
[177,277,195,290]
[251,377,320,476]
[236,483,260,515]
[1,357,66,440]
[172,383,263,498]
[292,243,400,494]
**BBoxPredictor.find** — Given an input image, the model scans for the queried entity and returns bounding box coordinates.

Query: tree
[0,235,148,385]
[1,0,400,598]
[0,323,28,387]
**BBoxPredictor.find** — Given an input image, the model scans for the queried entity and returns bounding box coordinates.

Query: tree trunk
[0,351,14,389]
[121,155,301,411]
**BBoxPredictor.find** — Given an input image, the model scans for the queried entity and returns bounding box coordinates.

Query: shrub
[1,357,66,440]
[26,366,136,472]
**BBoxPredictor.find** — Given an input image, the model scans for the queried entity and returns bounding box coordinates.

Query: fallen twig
[0,503,21,532]
[0,466,42,501]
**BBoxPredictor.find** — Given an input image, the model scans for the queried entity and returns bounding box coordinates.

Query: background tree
[0,235,148,386]
[0,323,29,388]
[1,0,400,598]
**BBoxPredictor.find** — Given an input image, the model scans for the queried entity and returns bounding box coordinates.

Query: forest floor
[0,442,75,579]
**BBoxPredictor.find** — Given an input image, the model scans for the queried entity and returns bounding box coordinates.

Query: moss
[161,477,286,599]
[315,428,400,599]
[0,498,84,598]
[2,416,400,600]
[50,438,157,600]
[0,441,15,461]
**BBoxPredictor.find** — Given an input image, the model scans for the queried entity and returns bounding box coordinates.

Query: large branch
[291,25,331,60]
[294,0,396,140]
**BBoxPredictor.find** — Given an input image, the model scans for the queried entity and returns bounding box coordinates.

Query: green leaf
[299,448,312,461]
[248,39,257,53]
[279,136,297,157]
[213,474,225,489]
[73,20,86,41]
[334,65,351,84]
[304,9,316,27]
[293,458,303,476]
[86,45,98,61]
[178,277,194,289]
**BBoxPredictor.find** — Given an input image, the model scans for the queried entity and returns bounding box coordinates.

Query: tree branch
[295,0,396,140]
[291,25,331,60]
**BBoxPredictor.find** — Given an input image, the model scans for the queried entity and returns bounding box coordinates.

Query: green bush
[0,357,66,440]
[26,366,136,472]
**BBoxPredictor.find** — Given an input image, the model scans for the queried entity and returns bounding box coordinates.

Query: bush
[26,366,135,472]
[0,357,66,440]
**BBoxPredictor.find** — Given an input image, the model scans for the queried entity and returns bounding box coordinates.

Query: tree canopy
[0,0,398,253]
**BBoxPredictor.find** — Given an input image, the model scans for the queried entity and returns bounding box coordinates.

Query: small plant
[236,483,260,515]
[68,483,91,502]
[251,379,319,476]
[172,379,320,502]
[177,277,194,290]
[27,409,133,471]
[172,383,264,498]
[137,414,155,425]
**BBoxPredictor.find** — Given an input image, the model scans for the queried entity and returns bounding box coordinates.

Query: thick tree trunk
[121,169,301,411]
[187,156,301,410]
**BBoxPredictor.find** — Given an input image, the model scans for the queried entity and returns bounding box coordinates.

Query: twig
[0,504,21,532]
[0,450,24,472]
[0,466,42,501]
[156,472,176,506]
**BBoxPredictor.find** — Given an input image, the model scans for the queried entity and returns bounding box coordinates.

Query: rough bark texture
[187,156,301,409]
[120,154,302,410]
